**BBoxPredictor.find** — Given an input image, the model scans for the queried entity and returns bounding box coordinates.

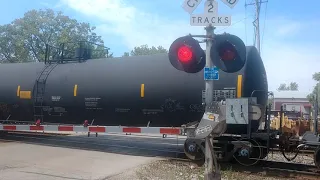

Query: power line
[261,1,268,55]
[215,15,254,34]
[245,0,268,55]
[245,0,248,45]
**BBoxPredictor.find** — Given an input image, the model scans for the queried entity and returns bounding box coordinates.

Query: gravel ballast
[108,159,307,180]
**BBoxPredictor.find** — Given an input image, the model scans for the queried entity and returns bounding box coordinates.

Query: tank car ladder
[33,63,58,122]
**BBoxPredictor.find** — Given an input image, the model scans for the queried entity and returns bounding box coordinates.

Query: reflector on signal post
[168,36,205,73]
[210,33,246,73]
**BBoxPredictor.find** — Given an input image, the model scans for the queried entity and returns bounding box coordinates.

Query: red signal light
[168,35,205,73]
[210,33,246,73]
[220,49,236,61]
[218,42,236,61]
[177,45,193,63]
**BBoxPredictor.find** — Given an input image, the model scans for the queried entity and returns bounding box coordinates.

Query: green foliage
[312,72,320,82]
[122,52,130,57]
[0,9,112,63]
[307,72,320,108]
[123,44,168,57]
[307,73,320,117]
[277,82,299,91]
[307,85,318,103]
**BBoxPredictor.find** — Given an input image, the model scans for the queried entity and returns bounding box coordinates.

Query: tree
[289,82,299,91]
[123,44,168,57]
[277,83,289,91]
[0,9,112,63]
[312,72,320,81]
[307,72,320,109]
[122,52,130,57]
[277,82,299,91]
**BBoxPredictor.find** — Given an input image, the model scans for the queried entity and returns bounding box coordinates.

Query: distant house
[271,91,312,119]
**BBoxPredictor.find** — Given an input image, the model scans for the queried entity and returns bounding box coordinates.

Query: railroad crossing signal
[168,36,205,73]
[182,0,202,14]
[172,0,245,74]
[168,33,246,74]
[190,0,231,26]
[220,0,240,9]
[211,33,246,73]
[179,1,244,179]
[182,0,240,15]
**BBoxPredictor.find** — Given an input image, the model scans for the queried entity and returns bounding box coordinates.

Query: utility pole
[254,0,261,54]
[245,0,268,55]
[314,84,319,135]
[204,24,219,180]
[179,1,245,179]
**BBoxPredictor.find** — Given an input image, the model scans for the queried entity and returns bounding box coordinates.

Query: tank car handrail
[62,40,106,48]
[44,41,110,64]
[246,89,269,139]
[250,89,268,99]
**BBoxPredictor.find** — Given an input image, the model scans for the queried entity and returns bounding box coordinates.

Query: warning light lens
[221,49,235,61]
[177,45,193,63]
[219,42,236,61]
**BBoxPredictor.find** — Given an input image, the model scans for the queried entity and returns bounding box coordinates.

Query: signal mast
[173,0,247,179]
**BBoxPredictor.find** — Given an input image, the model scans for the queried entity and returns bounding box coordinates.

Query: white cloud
[275,22,301,36]
[60,0,246,49]
[264,17,303,37]
[59,0,319,93]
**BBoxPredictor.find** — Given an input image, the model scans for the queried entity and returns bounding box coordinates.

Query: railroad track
[1,132,319,179]
[258,160,319,179]
[167,159,320,179]
[269,148,315,155]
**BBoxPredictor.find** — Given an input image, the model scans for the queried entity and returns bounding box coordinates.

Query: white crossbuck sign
[182,0,239,26]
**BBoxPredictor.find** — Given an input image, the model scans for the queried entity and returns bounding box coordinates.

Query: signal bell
[210,33,246,73]
[168,36,205,73]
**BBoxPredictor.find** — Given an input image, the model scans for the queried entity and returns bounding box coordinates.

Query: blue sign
[204,67,219,80]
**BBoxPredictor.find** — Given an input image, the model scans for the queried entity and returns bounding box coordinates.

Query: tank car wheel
[233,139,263,166]
[314,146,320,169]
[184,138,205,166]
[259,141,269,160]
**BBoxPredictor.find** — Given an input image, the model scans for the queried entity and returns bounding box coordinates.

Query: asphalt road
[0,132,187,180]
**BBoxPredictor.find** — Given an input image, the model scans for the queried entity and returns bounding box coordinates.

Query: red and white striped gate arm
[0,124,182,135]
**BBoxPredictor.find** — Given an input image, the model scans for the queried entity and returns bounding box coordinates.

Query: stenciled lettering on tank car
[142,109,164,115]
[115,108,131,113]
[84,97,102,110]
[51,96,61,102]
[0,103,10,113]
[53,107,67,113]
[161,98,185,112]
[12,104,19,109]
[189,104,205,112]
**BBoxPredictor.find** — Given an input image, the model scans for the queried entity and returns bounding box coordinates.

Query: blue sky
[1,0,320,92]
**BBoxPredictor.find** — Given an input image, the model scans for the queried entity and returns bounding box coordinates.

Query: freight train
[0,41,318,169]
[0,47,267,135]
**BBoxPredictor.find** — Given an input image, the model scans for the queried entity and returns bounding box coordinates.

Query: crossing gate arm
[0,124,182,135]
